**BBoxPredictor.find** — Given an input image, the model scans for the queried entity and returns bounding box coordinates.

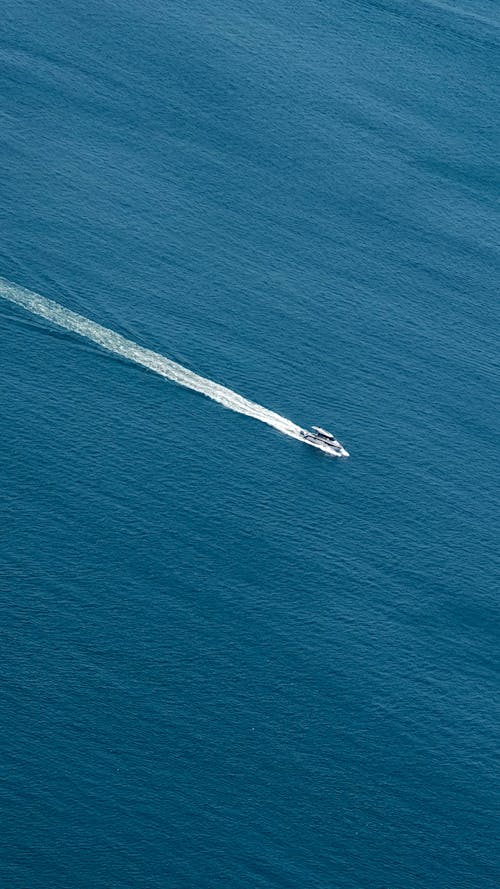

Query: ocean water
[1,1,499,887]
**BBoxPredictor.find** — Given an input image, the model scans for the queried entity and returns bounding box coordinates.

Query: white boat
[299,425,349,457]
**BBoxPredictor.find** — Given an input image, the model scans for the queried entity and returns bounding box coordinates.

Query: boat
[299,425,349,457]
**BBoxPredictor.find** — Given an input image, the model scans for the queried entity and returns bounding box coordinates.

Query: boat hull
[300,432,349,458]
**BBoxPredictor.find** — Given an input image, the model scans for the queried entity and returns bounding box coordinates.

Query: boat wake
[1,277,348,455]
[1,276,315,438]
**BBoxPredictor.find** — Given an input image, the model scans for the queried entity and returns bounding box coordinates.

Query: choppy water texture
[1,2,499,888]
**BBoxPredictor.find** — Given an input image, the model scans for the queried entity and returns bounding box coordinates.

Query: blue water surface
[1,1,499,887]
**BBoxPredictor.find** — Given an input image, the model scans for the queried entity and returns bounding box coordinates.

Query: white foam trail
[0,276,307,442]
